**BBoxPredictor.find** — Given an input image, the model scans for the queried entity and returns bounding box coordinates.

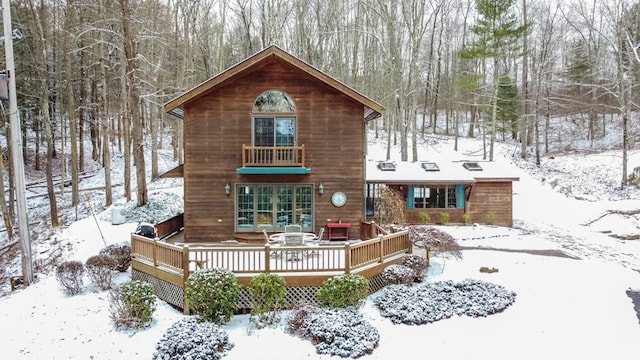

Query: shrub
[401,254,429,281]
[55,260,85,295]
[287,307,380,358]
[109,280,156,329]
[185,268,240,325]
[418,211,431,224]
[152,317,234,360]
[439,212,450,225]
[99,242,131,272]
[85,254,117,290]
[381,264,416,285]
[247,273,287,328]
[487,211,496,225]
[317,274,369,309]
[462,213,472,224]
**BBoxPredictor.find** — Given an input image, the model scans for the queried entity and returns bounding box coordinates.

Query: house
[162,45,383,243]
[365,159,519,226]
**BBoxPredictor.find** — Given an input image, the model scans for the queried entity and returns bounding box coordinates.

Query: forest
[0,0,638,236]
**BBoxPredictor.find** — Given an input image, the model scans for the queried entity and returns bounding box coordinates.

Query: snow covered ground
[1,134,639,359]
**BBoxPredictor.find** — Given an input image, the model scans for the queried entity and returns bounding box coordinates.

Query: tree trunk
[120,0,147,206]
[64,0,80,208]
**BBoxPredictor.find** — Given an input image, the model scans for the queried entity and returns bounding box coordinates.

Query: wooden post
[378,234,384,263]
[152,239,158,267]
[265,244,271,273]
[182,245,190,315]
[344,243,351,274]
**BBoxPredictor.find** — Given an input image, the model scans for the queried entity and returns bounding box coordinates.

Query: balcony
[238,144,310,174]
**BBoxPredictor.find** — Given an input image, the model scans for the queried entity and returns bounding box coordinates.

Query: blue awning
[236,167,312,175]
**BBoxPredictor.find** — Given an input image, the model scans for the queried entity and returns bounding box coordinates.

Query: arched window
[252,90,296,146]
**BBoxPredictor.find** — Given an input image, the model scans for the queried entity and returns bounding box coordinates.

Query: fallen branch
[583,209,640,226]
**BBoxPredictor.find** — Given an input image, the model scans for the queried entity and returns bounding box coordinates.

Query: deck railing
[132,230,409,278]
[241,144,305,167]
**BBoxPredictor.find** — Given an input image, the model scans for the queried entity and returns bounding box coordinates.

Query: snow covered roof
[365,159,519,184]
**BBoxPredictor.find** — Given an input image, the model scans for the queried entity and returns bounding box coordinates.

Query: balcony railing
[242,144,305,167]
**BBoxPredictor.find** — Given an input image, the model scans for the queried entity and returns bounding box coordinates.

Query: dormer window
[377,161,396,171]
[463,162,483,171]
[421,162,440,171]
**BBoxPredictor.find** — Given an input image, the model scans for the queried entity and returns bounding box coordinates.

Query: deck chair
[284,224,302,233]
[307,228,323,257]
[283,232,304,261]
[264,229,281,258]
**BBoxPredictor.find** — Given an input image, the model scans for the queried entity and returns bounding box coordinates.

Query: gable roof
[164,45,383,122]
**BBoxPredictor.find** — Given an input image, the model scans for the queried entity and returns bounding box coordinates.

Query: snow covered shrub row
[247,273,287,328]
[317,274,369,309]
[109,280,156,329]
[287,306,379,358]
[85,254,117,290]
[185,268,240,325]
[152,317,234,360]
[55,260,85,295]
[374,279,517,325]
[99,242,131,272]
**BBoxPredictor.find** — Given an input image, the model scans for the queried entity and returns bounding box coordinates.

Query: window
[421,162,440,171]
[463,162,483,171]
[253,90,296,147]
[377,161,396,171]
[413,185,457,209]
[235,184,313,232]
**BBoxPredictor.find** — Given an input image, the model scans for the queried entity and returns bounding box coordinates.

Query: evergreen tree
[459,0,528,160]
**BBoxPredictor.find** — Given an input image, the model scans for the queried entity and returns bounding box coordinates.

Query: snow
[1,132,640,359]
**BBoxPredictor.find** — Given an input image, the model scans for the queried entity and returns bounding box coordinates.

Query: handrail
[242,144,305,167]
[131,230,410,279]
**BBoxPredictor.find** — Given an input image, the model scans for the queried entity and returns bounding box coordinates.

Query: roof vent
[377,161,396,171]
[463,162,483,171]
[421,162,440,172]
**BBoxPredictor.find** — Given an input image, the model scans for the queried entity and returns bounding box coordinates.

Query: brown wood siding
[467,181,514,226]
[183,59,365,242]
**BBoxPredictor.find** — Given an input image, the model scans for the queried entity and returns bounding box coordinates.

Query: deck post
[182,245,190,314]
[264,244,271,273]
[378,234,384,263]
[152,239,158,267]
[344,243,351,274]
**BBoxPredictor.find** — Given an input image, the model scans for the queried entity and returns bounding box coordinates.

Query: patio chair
[283,232,304,261]
[307,228,323,257]
[264,229,281,258]
[284,224,302,233]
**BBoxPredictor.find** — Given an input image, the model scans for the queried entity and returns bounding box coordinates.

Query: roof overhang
[164,45,383,122]
[159,164,184,178]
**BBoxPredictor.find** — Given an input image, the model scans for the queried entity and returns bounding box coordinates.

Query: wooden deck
[131,229,411,312]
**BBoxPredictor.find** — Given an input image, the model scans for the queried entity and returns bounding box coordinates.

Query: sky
[0,134,639,359]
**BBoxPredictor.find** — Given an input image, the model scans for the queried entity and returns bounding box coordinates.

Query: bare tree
[119,0,147,206]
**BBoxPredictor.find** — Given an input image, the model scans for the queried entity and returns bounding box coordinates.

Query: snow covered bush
[287,306,379,358]
[185,268,240,325]
[373,279,517,325]
[99,242,131,272]
[247,273,287,328]
[85,254,117,290]
[401,254,429,281]
[152,317,234,360]
[381,264,415,285]
[109,280,156,329]
[317,274,369,309]
[55,260,85,295]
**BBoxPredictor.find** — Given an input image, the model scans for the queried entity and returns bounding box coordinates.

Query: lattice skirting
[134,269,389,312]
[132,269,184,309]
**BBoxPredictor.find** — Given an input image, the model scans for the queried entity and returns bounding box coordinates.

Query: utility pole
[3,0,33,285]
